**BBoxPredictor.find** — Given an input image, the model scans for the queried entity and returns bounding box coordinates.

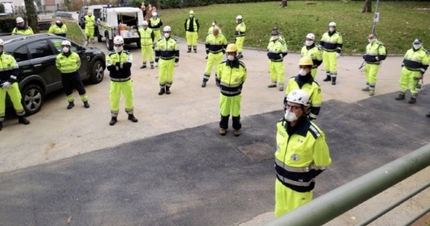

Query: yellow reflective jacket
[320,31,343,53]
[363,40,387,65]
[0,52,19,83]
[207,25,222,35]
[11,26,34,35]
[56,52,80,74]
[216,59,246,96]
[139,28,155,46]
[48,23,68,36]
[155,37,179,62]
[235,22,246,37]
[267,39,288,62]
[84,15,96,29]
[205,33,227,54]
[106,51,133,80]
[301,44,323,68]
[402,47,429,74]
[275,119,331,192]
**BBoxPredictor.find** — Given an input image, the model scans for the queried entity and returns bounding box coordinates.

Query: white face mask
[227,55,235,61]
[329,28,335,32]
[299,69,307,76]
[305,40,313,46]
[413,44,422,49]
[368,38,375,43]
[212,22,215,26]
[164,33,170,38]
[284,111,298,122]
[189,15,193,18]
[62,47,69,53]
[114,46,123,52]
[271,36,279,41]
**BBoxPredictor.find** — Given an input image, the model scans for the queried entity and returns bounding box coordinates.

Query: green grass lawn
[159,1,430,54]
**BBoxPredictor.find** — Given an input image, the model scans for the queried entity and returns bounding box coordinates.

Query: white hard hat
[113,36,124,45]
[61,40,71,46]
[286,89,310,107]
[329,22,336,27]
[152,12,157,17]
[163,26,171,32]
[142,21,148,26]
[16,17,24,23]
[0,39,4,46]
[236,15,242,20]
[306,33,315,40]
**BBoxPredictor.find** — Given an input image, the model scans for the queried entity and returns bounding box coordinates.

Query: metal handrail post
[264,143,430,226]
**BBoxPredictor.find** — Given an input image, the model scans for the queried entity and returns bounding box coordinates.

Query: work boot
[109,117,117,126]
[128,114,138,123]
[369,90,375,96]
[150,64,154,69]
[362,87,370,91]
[278,85,284,91]
[140,64,147,69]
[18,116,30,125]
[408,97,416,104]
[201,81,207,88]
[234,129,241,137]
[267,84,277,88]
[323,75,331,82]
[395,93,405,100]
[0,121,2,131]
[219,128,226,136]
[67,102,75,110]
[158,88,165,95]
[194,49,197,53]
[331,77,336,85]
[187,49,191,53]
[165,87,171,95]
[84,101,90,108]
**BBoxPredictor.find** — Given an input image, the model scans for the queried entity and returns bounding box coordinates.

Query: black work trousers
[62,72,86,97]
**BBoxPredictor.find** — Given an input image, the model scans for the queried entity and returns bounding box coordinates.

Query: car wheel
[106,34,113,51]
[89,60,104,84]
[21,84,44,116]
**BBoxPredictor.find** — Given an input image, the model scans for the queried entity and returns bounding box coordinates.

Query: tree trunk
[24,0,39,33]
[362,0,372,13]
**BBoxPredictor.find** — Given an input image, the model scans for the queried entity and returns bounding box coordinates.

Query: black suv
[2,34,105,115]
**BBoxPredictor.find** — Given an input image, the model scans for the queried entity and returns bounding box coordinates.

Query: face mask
[212,22,215,26]
[164,33,170,38]
[284,111,298,122]
[62,47,69,53]
[227,55,235,61]
[299,69,307,76]
[271,36,279,41]
[305,40,313,46]
[189,15,193,18]
[413,44,422,49]
[114,46,123,52]
[329,28,334,32]
[368,38,375,43]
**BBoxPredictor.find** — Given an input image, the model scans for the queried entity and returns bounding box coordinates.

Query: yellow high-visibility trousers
[186,31,198,50]
[274,179,313,217]
[204,52,223,81]
[159,59,175,88]
[365,63,380,91]
[322,51,337,77]
[399,67,421,96]
[0,83,25,121]
[141,45,154,64]
[236,37,245,54]
[110,80,134,117]
[269,61,285,85]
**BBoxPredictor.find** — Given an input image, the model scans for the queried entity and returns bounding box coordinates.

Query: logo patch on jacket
[291,154,299,161]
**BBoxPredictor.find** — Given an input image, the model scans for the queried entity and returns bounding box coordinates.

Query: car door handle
[34,64,42,67]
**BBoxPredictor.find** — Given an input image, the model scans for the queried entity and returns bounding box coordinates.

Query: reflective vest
[216,60,247,96]
[55,52,80,74]
[235,22,246,37]
[320,31,342,52]
[285,76,322,119]
[275,119,331,192]
[149,17,162,30]
[363,40,387,65]
[301,44,323,68]
[402,47,429,74]
[84,15,96,29]
[48,24,68,36]
[106,51,133,80]
[207,25,222,35]
[185,18,199,32]
[267,39,288,62]
[139,28,154,46]
[155,38,179,61]
[11,26,34,35]
[205,34,227,54]
[0,52,19,83]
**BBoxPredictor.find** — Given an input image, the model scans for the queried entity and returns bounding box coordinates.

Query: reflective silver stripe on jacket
[111,77,130,82]
[277,173,315,187]
[275,158,315,173]
[219,82,242,88]
[220,90,241,96]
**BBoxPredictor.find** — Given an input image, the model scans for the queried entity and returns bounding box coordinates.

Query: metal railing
[264,143,430,226]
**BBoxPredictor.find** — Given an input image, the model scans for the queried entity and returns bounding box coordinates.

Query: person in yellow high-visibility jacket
[361,33,387,96]
[319,22,342,85]
[138,21,155,69]
[267,29,288,91]
[395,39,429,104]
[301,33,322,79]
[202,27,227,88]
[11,17,34,35]
[148,12,163,41]
[84,10,96,43]
[184,10,199,53]
[216,44,247,137]
[207,20,222,35]
[274,89,331,217]
[48,18,68,37]
[235,15,246,59]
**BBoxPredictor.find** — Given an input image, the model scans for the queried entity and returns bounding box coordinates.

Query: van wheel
[106,34,113,51]
[21,84,44,116]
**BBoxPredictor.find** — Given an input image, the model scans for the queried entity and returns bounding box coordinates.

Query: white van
[1,2,16,14]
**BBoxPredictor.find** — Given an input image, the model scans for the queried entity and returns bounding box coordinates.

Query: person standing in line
[301,33,322,79]
[319,22,343,85]
[235,15,246,59]
[208,20,222,35]
[267,29,288,91]
[395,39,429,104]
[55,40,90,110]
[106,36,138,126]
[48,18,67,37]
[0,39,30,131]
[184,10,199,53]
[155,26,180,95]
[139,21,155,69]
[84,10,96,44]
[11,17,34,35]
[274,89,331,217]
[216,44,246,136]
[149,12,163,41]
[202,27,227,88]
[361,33,387,96]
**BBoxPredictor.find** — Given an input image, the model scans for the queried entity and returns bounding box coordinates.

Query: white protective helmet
[0,39,4,46]
[16,17,24,23]
[61,40,71,46]
[236,15,242,20]
[142,21,148,26]
[286,89,310,107]
[152,12,157,17]
[113,36,124,45]
[306,33,315,40]
[163,26,171,32]
[329,22,336,27]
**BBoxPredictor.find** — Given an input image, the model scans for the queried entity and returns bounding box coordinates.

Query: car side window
[51,39,78,53]
[12,45,29,62]
[28,40,54,59]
